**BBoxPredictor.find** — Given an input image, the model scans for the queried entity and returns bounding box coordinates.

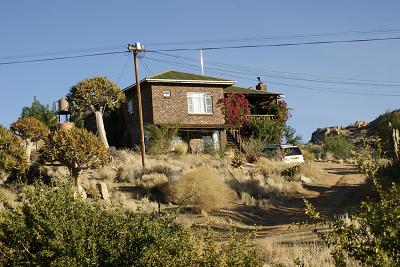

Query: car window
[283,147,302,156]
[263,147,282,159]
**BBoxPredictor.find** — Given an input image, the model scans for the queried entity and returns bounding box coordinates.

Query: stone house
[119,70,283,152]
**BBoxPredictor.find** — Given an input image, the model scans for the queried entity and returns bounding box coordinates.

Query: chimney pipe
[256,77,267,91]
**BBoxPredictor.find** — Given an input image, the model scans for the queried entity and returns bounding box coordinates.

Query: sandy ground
[186,161,368,244]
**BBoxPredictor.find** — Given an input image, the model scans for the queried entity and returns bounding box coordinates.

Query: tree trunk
[72,169,81,187]
[25,139,33,165]
[95,110,109,148]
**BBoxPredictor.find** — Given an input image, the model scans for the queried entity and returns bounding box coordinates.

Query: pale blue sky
[1,1,399,140]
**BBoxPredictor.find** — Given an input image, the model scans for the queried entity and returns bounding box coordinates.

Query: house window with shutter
[187,92,213,114]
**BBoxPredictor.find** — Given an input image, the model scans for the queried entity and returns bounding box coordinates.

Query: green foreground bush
[0,182,262,266]
[322,135,354,159]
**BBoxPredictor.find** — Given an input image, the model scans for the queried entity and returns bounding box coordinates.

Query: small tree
[67,76,125,148]
[21,96,57,129]
[283,125,303,145]
[10,117,49,164]
[40,128,109,186]
[0,125,27,177]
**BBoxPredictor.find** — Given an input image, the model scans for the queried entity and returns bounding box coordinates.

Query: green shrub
[301,143,322,161]
[369,110,400,151]
[322,135,354,159]
[0,125,27,177]
[165,167,237,212]
[0,181,263,266]
[146,124,178,155]
[283,125,302,145]
[242,137,265,163]
[243,117,283,144]
[304,181,400,267]
[20,96,57,129]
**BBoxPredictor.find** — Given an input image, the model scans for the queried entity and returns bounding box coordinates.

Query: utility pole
[128,43,146,169]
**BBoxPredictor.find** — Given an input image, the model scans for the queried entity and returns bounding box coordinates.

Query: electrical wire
[142,56,400,96]
[144,56,400,92]
[145,28,400,47]
[116,53,132,83]
[146,36,400,52]
[152,51,400,84]
[0,51,126,66]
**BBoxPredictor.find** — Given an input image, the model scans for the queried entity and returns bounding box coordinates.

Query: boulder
[96,182,110,201]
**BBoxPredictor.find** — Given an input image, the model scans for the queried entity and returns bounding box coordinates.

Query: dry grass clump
[138,173,168,190]
[265,174,303,197]
[97,165,117,182]
[174,142,188,156]
[229,166,303,205]
[165,167,237,212]
[298,163,323,179]
[258,237,362,267]
[257,157,293,176]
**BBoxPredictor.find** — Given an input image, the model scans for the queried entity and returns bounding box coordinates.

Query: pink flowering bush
[219,93,250,126]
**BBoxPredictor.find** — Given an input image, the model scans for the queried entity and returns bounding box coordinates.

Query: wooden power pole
[128,43,146,168]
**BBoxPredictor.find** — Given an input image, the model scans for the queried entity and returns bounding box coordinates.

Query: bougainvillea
[219,93,250,126]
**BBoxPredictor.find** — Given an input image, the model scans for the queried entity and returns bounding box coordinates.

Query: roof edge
[145,78,236,85]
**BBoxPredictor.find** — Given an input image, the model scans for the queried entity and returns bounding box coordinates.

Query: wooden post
[128,43,146,169]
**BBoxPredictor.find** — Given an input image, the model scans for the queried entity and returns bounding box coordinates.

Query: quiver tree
[0,125,28,177]
[40,128,109,186]
[10,117,49,164]
[67,76,125,148]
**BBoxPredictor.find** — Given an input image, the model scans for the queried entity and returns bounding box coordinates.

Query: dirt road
[208,162,368,242]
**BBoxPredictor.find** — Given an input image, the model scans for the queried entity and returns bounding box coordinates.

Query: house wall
[150,83,225,126]
[123,83,154,146]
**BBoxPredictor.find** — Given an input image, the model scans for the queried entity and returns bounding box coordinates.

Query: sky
[1,1,399,141]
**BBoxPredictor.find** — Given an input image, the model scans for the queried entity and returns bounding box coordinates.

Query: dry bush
[138,173,168,190]
[298,163,323,179]
[325,151,335,161]
[229,166,303,204]
[97,165,117,182]
[174,142,188,156]
[165,167,237,212]
[265,174,303,197]
[258,237,362,267]
[239,192,272,208]
[302,148,316,162]
[257,157,291,176]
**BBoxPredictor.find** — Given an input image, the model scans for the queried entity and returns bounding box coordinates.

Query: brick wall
[150,83,225,126]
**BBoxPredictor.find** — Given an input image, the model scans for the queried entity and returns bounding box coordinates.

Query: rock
[300,176,313,184]
[311,126,344,143]
[76,185,87,200]
[337,159,344,164]
[96,182,110,201]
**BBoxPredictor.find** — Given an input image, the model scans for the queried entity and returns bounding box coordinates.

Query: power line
[145,28,400,47]
[0,51,125,66]
[147,36,400,52]
[144,56,400,93]
[142,57,400,96]
[152,51,400,84]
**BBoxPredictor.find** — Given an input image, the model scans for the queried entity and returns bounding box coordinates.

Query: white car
[263,144,305,164]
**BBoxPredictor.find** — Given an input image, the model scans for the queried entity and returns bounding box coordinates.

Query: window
[127,100,134,114]
[163,90,171,98]
[187,92,212,114]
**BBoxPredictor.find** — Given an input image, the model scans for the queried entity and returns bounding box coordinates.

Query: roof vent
[256,77,267,91]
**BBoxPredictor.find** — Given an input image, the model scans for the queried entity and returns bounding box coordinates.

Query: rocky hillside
[310,109,400,146]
